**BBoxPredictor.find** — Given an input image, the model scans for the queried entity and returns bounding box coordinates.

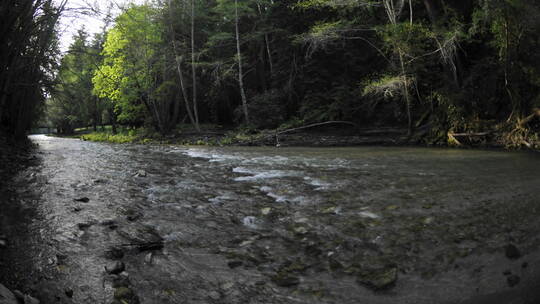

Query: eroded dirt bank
[1,135,540,304]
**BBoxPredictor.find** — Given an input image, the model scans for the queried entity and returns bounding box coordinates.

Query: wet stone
[0,284,18,304]
[64,288,73,298]
[113,287,139,304]
[505,244,521,260]
[23,295,40,304]
[74,197,90,203]
[112,275,130,288]
[106,261,126,275]
[144,252,153,264]
[208,291,221,300]
[227,260,243,269]
[507,274,520,287]
[357,267,398,290]
[271,273,300,287]
[116,224,163,251]
[105,247,125,260]
[77,222,94,230]
[125,210,143,222]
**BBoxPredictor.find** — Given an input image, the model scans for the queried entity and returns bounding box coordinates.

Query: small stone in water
[208,291,221,300]
[136,170,147,177]
[23,295,40,304]
[507,275,520,287]
[106,262,126,275]
[227,260,243,269]
[105,247,124,260]
[74,197,89,203]
[505,244,521,260]
[144,252,153,264]
[357,267,398,290]
[64,288,73,298]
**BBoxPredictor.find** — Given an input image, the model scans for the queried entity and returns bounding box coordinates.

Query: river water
[0,135,539,303]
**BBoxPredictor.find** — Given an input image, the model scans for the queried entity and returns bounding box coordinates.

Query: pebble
[507,274,520,287]
[105,247,125,260]
[23,295,40,304]
[505,244,521,260]
[105,261,126,275]
[144,252,153,264]
[64,288,73,298]
[208,291,221,300]
[227,260,243,269]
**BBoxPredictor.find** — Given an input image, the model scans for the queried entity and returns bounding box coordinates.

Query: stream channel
[0,135,539,304]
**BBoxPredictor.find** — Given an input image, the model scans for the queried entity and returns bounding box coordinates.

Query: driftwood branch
[275,121,358,146]
[277,121,358,135]
[518,108,540,127]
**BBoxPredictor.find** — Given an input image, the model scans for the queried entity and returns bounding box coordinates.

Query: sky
[57,0,144,52]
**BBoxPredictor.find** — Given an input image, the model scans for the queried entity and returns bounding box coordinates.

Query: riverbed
[0,135,539,303]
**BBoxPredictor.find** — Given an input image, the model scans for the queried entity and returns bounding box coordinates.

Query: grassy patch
[81,132,138,144]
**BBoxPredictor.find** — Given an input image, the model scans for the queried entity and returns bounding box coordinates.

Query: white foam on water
[258,186,308,204]
[358,211,380,219]
[232,167,301,182]
[303,177,332,190]
[182,149,242,163]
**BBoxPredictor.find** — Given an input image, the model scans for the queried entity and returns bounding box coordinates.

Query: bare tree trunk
[235,0,249,124]
[191,0,200,129]
[265,33,273,78]
[399,51,413,136]
[167,0,199,131]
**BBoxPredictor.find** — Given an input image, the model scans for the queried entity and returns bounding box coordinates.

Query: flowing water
[1,135,540,303]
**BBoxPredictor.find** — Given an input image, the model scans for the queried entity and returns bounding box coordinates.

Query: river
[0,135,539,304]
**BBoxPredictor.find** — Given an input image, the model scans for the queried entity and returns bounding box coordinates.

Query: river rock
[77,222,94,230]
[227,260,243,269]
[116,224,163,251]
[64,288,73,298]
[125,210,143,222]
[113,287,139,304]
[144,252,153,264]
[105,261,125,275]
[504,244,521,260]
[23,295,39,304]
[0,284,18,304]
[357,267,398,290]
[271,274,300,287]
[105,246,125,260]
[507,274,520,287]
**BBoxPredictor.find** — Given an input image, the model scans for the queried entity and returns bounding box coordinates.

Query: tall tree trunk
[399,51,413,136]
[235,0,249,124]
[191,0,200,129]
[167,0,199,131]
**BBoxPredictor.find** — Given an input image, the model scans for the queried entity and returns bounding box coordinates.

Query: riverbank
[56,122,540,151]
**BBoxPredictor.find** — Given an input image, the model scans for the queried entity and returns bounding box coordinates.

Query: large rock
[116,224,163,251]
[0,284,18,304]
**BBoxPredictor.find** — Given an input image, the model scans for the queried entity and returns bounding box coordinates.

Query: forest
[2,0,540,147]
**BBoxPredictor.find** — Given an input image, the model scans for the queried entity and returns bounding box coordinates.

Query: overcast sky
[57,0,145,52]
